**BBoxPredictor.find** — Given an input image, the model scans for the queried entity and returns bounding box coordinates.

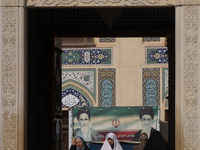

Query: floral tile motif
[146,47,168,64]
[62,69,96,99]
[98,68,116,107]
[143,68,160,106]
[62,88,90,108]
[62,48,112,65]
[99,37,116,42]
[143,37,160,42]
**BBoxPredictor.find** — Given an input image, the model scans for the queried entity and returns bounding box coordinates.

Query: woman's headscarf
[75,137,90,150]
[100,133,123,150]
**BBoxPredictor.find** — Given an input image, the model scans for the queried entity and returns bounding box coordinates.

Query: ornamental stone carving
[1,6,18,149]
[1,0,17,6]
[26,0,176,7]
[1,0,200,150]
[26,0,200,7]
[183,6,200,150]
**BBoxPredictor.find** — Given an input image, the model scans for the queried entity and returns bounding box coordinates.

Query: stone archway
[28,7,175,150]
[1,0,200,150]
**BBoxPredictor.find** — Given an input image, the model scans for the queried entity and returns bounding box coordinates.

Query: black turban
[77,107,91,121]
[139,106,154,120]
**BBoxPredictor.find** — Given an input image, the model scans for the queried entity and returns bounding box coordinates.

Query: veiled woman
[70,136,91,150]
[100,133,123,150]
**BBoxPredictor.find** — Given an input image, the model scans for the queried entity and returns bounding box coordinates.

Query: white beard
[80,126,89,139]
[141,126,151,139]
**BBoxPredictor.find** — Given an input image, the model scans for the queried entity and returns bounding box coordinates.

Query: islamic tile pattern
[62,48,112,65]
[162,68,169,101]
[62,88,90,108]
[99,37,116,42]
[143,68,160,106]
[62,69,96,99]
[143,37,160,41]
[146,47,168,64]
[98,68,116,107]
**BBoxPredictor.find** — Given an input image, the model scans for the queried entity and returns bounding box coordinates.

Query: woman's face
[76,138,83,149]
[107,138,114,146]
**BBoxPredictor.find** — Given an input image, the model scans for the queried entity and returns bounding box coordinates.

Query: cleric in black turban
[74,107,101,141]
[139,106,154,120]
[77,107,91,121]
[133,106,168,150]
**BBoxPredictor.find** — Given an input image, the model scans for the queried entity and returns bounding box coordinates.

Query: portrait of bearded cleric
[133,106,168,150]
[73,107,101,142]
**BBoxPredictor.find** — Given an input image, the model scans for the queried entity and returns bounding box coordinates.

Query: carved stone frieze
[26,0,200,7]
[1,0,26,6]
[183,6,200,150]
[1,0,17,6]
[184,0,199,5]
[57,0,77,5]
[1,7,18,149]
[27,0,177,7]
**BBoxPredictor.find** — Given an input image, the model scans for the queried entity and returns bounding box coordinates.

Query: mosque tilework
[143,37,160,42]
[146,47,168,64]
[62,48,112,65]
[62,88,90,108]
[162,68,169,102]
[62,69,96,98]
[143,68,160,106]
[99,37,116,42]
[98,68,116,107]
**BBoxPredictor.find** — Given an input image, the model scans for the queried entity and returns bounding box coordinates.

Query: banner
[72,106,159,142]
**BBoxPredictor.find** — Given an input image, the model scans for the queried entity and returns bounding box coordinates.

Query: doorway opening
[28,7,175,150]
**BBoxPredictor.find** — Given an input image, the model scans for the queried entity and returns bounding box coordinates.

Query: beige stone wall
[0,0,27,150]
[62,37,168,121]
[175,5,200,150]
[183,6,200,150]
